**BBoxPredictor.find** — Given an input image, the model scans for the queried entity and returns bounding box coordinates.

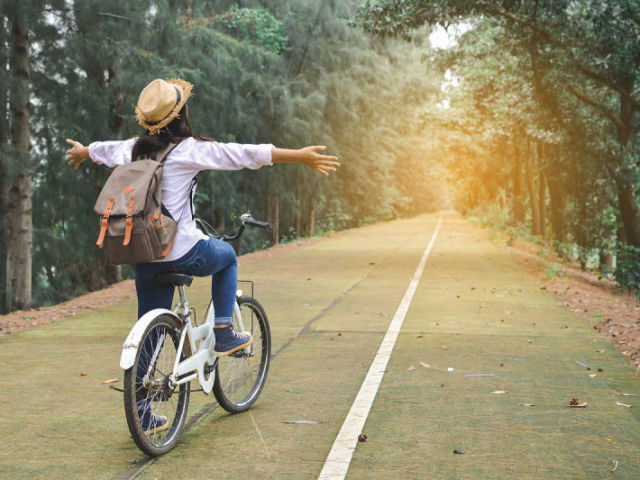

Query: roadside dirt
[503,235,640,372]
[0,237,319,338]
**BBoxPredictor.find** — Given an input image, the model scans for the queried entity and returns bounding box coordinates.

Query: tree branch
[574,64,640,110]
[481,4,640,111]
[566,85,626,131]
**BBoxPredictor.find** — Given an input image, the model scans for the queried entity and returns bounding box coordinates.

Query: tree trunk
[616,184,640,246]
[512,142,525,223]
[214,208,225,231]
[538,173,547,239]
[104,264,121,284]
[308,199,315,237]
[268,192,279,245]
[0,19,9,313]
[537,143,547,240]
[525,140,540,236]
[614,90,640,246]
[5,10,32,311]
[546,173,565,241]
[599,251,614,273]
[294,184,301,237]
[273,192,279,245]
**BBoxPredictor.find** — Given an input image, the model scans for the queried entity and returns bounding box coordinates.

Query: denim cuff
[214,316,233,326]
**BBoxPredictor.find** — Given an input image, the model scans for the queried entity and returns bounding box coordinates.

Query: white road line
[318,216,443,480]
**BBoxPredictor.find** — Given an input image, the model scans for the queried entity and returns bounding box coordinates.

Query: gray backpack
[94,143,180,265]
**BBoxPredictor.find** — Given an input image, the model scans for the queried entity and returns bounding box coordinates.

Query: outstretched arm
[272,146,339,176]
[66,138,136,168]
[66,139,89,169]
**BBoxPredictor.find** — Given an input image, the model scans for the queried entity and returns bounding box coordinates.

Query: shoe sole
[214,333,254,357]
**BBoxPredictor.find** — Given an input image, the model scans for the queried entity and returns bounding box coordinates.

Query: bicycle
[118,213,272,456]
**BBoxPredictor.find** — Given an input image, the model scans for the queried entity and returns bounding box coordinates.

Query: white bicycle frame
[120,286,246,395]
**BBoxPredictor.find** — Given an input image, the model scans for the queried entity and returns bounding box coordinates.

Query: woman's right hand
[65,139,89,169]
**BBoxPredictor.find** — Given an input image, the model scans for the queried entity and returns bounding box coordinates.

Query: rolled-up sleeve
[189,140,273,171]
[88,138,136,167]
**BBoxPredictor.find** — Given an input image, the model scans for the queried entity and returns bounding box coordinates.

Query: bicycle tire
[123,314,190,456]
[213,296,271,413]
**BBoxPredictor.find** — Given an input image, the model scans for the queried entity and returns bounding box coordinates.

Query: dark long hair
[131,104,213,160]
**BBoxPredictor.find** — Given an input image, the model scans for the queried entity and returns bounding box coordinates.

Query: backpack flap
[93,160,161,218]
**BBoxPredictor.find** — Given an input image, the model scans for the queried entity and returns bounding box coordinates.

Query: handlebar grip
[246,219,271,229]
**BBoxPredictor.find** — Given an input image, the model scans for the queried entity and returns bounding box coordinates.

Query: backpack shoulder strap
[134,142,179,162]
[157,142,179,164]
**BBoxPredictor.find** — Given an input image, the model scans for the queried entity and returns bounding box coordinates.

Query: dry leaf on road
[569,398,588,407]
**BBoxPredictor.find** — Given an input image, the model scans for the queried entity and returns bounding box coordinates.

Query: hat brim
[136,78,193,135]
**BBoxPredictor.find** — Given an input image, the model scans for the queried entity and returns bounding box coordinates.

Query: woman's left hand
[271,145,340,176]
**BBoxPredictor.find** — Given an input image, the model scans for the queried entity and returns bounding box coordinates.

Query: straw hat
[135,78,193,135]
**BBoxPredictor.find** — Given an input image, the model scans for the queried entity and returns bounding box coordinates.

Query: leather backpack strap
[96,197,115,248]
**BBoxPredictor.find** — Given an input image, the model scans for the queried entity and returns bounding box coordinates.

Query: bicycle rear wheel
[213,296,271,413]
[123,314,190,456]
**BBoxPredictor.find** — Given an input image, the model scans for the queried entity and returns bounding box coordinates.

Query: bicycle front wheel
[123,314,190,456]
[213,296,271,413]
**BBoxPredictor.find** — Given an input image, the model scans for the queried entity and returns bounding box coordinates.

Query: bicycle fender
[120,309,183,370]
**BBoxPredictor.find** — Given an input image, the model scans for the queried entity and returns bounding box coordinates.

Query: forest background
[2,0,640,314]
[0,0,445,313]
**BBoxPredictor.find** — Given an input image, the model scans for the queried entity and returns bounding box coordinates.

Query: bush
[614,245,640,292]
[544,263,565,280]
[467,204,511,232]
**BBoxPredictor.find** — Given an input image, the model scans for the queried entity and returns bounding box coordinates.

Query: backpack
[94,143,181,265]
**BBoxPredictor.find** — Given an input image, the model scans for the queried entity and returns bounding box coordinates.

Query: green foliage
[615,245,640,293]
[219,6,289,53]
[467,204,511,233]
[544,263,565,280]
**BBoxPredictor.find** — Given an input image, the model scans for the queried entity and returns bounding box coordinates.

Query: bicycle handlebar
[244,218,270,229]
[195,213,271,243]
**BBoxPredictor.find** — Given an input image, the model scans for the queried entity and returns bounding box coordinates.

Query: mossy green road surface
[1,212,639,479]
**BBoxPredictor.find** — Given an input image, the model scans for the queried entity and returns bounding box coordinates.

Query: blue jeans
[135,237,237,325]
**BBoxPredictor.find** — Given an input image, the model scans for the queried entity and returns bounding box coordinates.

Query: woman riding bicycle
[65,78,339,356]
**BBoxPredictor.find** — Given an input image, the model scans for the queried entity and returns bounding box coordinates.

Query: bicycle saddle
[154,272,193,287]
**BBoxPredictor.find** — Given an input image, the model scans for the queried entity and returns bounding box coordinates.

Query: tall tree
[4,0,33,310]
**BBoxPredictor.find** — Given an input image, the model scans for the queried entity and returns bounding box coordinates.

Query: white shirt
[88,137,273,261]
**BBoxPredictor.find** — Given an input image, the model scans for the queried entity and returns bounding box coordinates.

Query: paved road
[1,212,639,479]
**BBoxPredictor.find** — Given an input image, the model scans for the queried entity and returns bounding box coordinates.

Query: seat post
[177,285,188,309]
